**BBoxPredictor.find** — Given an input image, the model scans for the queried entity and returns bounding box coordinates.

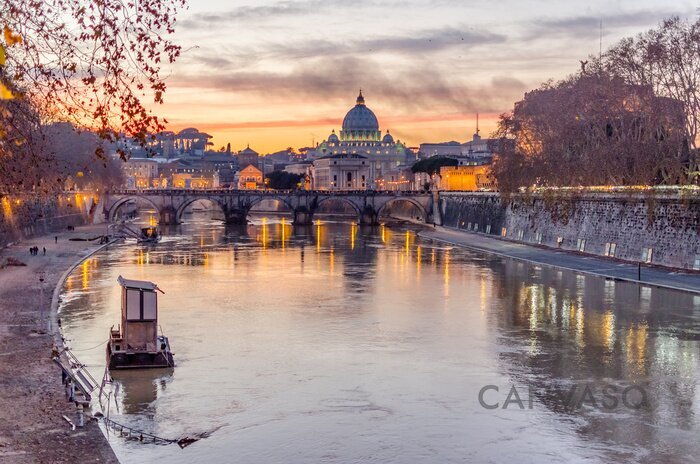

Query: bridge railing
[106,189,432,196]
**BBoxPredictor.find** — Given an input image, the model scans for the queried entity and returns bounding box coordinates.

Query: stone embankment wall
[0,193,99,248]
[440,191,700,270]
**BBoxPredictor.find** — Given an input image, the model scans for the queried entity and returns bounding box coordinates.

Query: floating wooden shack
[107,276,174,369]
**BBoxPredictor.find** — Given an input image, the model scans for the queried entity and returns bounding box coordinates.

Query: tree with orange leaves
[0,0,186,194]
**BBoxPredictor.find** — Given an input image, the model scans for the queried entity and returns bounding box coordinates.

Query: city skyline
[153,0,697,152]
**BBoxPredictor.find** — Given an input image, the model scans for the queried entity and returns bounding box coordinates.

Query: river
[58,216,700,463]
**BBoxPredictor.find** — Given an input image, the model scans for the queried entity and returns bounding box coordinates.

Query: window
[642,247,653,263]
[126,289,141,320]
[486,225,491,234]
[604,242,617,257]
[536,232,543,244]
[333,175,337,182]
[501,227,507,237]
[577,239,586,252]
[347,172,352,182]
[517,230,524,240]
[125,289,157,321]
[143,292,157,320]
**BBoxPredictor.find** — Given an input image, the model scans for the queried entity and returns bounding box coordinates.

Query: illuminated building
[439,164,496,191]
[238,165,264,190]
[122,158,159,189]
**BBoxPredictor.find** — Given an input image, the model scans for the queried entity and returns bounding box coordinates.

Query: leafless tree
[605,16,700,180]
[492,72,688,192]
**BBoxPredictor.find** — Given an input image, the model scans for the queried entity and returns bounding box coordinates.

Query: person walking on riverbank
[43,247,46,256]
[55,236,58,244]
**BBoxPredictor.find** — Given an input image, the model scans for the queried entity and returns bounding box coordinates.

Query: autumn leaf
[3,26,22,46]
[0,82,14,99]
[0,44,5,66]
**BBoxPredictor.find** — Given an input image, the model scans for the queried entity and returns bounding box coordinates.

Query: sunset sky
[156,0,697,153]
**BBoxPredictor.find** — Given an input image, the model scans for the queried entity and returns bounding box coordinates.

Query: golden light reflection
[404,230,410,255]
[381,224,386,243]
[624,322,649,372]
[316,219,321,253]
[416,245,421,278]
[81,259,90,290]
[601,311,616,351]
[281,218,287,250]
[350,222,356,250]
[261,217,268,249]
[137,250,145,266]
[329,247,334,274]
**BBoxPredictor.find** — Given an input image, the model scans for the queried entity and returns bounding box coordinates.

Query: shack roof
[117,275,158,291]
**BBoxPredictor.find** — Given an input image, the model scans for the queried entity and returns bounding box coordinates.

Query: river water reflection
[59,217,700,463]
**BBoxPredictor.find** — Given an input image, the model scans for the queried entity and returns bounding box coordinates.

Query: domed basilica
[311,91,410,158]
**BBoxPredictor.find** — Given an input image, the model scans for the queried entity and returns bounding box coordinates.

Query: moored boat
[107,276,174,369]
[137,226,160,243]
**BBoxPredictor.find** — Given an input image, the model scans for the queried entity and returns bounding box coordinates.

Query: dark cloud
[169,55,528,115]
[179,0,407,29]
[526,10,690,41]
[295,27,506,57]
[186,25,505,68]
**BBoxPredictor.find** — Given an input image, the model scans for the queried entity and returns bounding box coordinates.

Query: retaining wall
[440,191,700,270]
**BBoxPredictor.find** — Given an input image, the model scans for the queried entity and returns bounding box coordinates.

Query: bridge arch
[107,196,162,222]
[246,195,295,214]
[376,197,428,223]
[175,197,227,223]
[314,196,362,216]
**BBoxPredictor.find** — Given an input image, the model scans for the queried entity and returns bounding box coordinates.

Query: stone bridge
[103,189,442,225]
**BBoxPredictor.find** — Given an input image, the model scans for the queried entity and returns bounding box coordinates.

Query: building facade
[439,165,496,191]
[237,146,259,169]
[122,158,159,189]
[311,154,370,190]
[238,165,264,190]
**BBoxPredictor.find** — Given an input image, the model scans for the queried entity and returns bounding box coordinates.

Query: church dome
[342,90,379,132]
[382,130,394,144]
[328,130,339,143]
